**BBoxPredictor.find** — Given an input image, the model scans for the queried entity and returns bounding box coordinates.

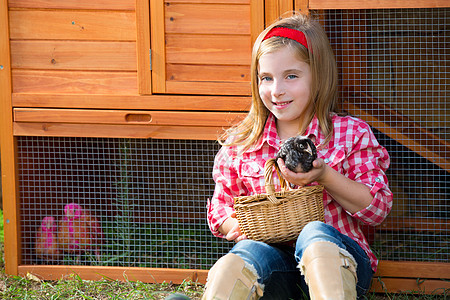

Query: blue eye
[287,74,298,79]
[260,76,272,82]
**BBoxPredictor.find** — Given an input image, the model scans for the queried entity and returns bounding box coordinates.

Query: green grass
[0,271,204,299]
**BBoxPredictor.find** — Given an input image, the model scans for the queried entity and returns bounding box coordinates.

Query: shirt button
[375,177,381,183]
[324,158,330,164]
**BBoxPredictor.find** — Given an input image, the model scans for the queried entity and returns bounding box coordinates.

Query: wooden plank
[13,123,226,140]
[0,0,20,276]
[18,265,208,284]
[167,64,250,83]
[309,0,450,9]
[265,0,295,22]
[136,0,152,94]
[250,0,265,44]
[150,0,166,93]
[375,261,450,279]
[166,81,251,96]
[166,34,250,65]
[265,0,279,24]
[295,0,309,14]
[14,108,247,127]
[165,3,250,34]
[370,277,450,294]
[279,0,294,17]
[9,10,136,41]
[11,41,136,71]
[8,0,135,10]
[12,94,251,111]
[12,70,138,95]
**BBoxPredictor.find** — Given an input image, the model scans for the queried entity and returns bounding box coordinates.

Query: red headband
[262,27,309,51]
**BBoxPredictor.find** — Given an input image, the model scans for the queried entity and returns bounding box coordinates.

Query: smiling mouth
[273,100,293,106]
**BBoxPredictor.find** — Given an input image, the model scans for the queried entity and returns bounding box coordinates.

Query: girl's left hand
[277,158,328,187]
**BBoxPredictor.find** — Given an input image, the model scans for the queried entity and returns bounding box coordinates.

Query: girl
[204,13,392,300]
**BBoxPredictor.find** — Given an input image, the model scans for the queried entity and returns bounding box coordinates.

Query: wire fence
[318,8,449,262]
[18,137,233,269]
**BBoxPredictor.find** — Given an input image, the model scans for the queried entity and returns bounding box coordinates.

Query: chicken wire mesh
[18,137,233,268]
[316,8,449,262]
[16,7,448,268]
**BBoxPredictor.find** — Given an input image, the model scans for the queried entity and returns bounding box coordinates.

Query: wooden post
[251,0,265,43]
[149,0,166,93]
[265,0,295,25]
[295,0,309,14]
[0,0,20,276]
[136,0,152,95]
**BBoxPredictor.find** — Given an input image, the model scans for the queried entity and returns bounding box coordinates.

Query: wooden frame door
[150,0,264,96]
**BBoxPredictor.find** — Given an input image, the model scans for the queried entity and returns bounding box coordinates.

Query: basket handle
[264,158,289,204]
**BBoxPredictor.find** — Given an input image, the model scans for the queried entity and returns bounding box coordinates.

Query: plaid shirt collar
[244,113,323,154]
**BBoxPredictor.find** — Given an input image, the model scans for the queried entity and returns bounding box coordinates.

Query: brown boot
[299,241,357,300]
[202,253,263,300]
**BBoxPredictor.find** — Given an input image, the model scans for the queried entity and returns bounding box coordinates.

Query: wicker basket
[234,158,324,243]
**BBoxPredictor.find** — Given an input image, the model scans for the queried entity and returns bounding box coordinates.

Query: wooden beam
[12,93,251,111]
[0,0,20,276]
[370,277,450,294]
[374,261,450,279]
[136,0,152,95]
[265,0,295,25]
[295,0,309,14]
[18,265,208,284]
[13,108,246,127]
[149,0,166,93]
[250,0,264,44]
[13,123,226,140]
[265,0,281,25]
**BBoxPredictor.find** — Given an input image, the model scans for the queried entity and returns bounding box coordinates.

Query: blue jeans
[229,221,373,299]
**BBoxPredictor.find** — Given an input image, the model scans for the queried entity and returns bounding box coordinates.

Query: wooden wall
[8,0,258,140]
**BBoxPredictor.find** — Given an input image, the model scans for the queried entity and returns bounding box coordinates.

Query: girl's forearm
[318,165,372,214]
[218,216,236,236]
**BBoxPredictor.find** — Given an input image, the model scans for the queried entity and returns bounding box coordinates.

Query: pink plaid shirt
[207,113,393,272]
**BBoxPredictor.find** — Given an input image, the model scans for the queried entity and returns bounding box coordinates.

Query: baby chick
[277,136,317,173]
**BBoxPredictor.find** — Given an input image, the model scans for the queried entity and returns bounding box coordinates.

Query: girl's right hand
[223,213,247,242]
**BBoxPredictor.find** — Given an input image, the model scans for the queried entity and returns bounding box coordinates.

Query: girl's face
[258,46,313,135]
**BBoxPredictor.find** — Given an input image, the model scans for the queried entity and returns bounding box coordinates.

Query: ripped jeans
[229,221,374,299]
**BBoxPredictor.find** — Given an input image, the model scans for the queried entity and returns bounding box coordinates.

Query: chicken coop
[0,0,449,295]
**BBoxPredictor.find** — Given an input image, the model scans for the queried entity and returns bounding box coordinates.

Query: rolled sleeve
[353,181,393,225]
[345,122,393,225]
[207,146,243,238]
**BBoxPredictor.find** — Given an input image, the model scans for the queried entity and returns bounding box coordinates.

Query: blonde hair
[220,13,338,150]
